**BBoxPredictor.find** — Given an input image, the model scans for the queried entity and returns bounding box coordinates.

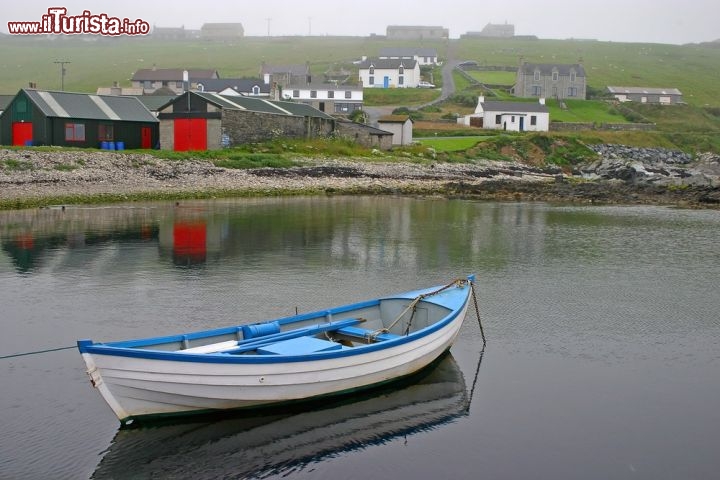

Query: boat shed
[0,89,159,149]
[157,91,336,151]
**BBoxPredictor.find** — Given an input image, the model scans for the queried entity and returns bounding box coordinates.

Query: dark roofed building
[607,86,684,104]
[515,62,586,100]
[378,47,440,66]
[131,68,220,94]
[0,89,159,149]
[260,63,312,87]
[157,91,335,151]
[386,25,448,40]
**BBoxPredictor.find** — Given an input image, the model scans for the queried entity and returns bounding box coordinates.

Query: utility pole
[54,60,71,91]
[308,17,312,36]
[265,18,271,37]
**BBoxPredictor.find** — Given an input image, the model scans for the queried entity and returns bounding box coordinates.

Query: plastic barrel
[241,321,281,340]
[100,141,110,150]
[115,141,125,150]
[108,142,115,150]
[24,140,33,147]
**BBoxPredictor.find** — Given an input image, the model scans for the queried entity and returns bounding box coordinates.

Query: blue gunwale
[77,281,471,364]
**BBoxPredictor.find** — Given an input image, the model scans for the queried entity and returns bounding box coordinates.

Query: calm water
[1,197,719,480]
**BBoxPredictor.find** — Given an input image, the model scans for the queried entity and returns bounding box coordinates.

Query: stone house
[515,62,586,100]
[260,63,312,88]
[157,91,335,151]
[357,59,421,88]
[335,120,393,150]
[131,68,219,95]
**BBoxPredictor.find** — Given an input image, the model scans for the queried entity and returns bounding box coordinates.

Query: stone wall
[222,110,334,145]
[335,122,393,150]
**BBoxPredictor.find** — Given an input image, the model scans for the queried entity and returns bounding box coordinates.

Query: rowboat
[92,354,470,478]
[78,275,477,425]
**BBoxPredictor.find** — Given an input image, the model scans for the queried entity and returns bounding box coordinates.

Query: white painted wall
[358,64,421,88]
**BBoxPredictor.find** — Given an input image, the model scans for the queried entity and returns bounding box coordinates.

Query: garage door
[174,118,207,151]
[12,122,33,146]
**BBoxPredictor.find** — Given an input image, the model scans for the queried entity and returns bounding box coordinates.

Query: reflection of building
[172,221,207,266]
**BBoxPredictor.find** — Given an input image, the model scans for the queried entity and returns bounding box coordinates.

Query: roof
[260,64,310,76]
[284,83,363,92]
[0,94,14,111]
[196,78,270,94]
[378,115,412,123]
[607,86,683,96]
[357,58,418,69]
[519,63,586,77]
[337,119,393,136]
[480,101,549,114]
[379,47,438,57]
[134,95,178,112]
[131,69,219,82]
[21,89,158,122]
[163,92,334,120]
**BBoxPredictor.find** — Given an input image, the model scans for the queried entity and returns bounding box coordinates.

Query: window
[345,91,352,99]
[252,86,260,95]
[530,116,537,126]
[398,76,404,85]
[552,71,559,82]
[65,123,85,142]
[533,70,540,81]
[328,90,334,99]
[511,116,515,122]
[310,90,317,98]
[143,81,152,89]
[176,81,183,88]
[369,76,374,85]
[369,66,375,75]
[293,90,299,98]
[532,86,542,96]
[495,114,502,125]
[98,124,114,141]
[568,87,578,97]
[399,65,404,74]
[552,86,558,97]
[570,71,576,82]
[15,99,27,113]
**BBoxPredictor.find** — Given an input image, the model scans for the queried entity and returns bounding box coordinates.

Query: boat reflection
[91,353,471,479]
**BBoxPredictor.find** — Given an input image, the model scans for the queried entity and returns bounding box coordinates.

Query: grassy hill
[2,35,720,108]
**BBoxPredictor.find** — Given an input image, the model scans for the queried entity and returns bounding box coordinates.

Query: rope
[372,278,467,340]
[469,280,486,346]
[0,345,75,360]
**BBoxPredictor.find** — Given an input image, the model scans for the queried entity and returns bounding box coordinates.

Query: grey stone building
[515,62,586,100]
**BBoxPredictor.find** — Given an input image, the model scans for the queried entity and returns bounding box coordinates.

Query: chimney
[28,82,37,89]
[113,81,119,87]
[539,97,546,105]
[478,96,485,104]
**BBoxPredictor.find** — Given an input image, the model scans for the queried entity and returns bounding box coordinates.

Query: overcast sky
[4,0,719,44]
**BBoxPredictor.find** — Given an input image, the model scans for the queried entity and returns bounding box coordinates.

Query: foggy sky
[3,0,719,44]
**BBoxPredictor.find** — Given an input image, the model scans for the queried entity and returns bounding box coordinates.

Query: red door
[141,126,152,149]
[174,118,207,151]
[12,122,33,146]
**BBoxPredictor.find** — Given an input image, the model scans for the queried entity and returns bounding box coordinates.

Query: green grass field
[2,35,719,108]
[416,136,496,152]
[465,70,516,85]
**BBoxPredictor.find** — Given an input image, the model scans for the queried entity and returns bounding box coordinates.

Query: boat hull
[79,278,474,424]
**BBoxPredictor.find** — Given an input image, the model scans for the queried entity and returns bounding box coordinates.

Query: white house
[377,115,413,145]
[282,83,363,115]
[357,58,420,88]
[378,48,440,66]
[458,96,550,132]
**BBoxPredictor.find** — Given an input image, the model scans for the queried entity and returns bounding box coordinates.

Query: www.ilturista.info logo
[7,7,150,36]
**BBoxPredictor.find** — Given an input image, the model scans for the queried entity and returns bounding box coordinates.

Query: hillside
[1,35,720,107]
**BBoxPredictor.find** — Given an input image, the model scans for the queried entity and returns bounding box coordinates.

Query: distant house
[515,62,586,100]
[131,68,220,95]
[195,79,270,97]
[260,63,311,87]
[96,82,144,96]
[157,91,335,151]
[283,83,363,115]
[378,48,440,66]
[458,96,549,132]
[151,26,187,40]
[386,25,448,40]
[377,115,413,145]
[200,23,244,40]
[463,23,515,38]
[357,58,421,88]
[606,86,683,104]
[0,89,158,148]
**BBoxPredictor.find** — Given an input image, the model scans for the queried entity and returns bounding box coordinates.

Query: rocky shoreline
[1,146,719,208]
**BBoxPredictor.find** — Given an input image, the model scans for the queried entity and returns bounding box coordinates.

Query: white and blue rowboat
[78,275,476,425]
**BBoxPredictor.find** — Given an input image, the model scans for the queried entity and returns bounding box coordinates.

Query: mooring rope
[0,345,75,360]
[469,279,486,346]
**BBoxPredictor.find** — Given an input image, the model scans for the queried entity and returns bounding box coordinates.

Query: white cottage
[357,58,420,88]
[377,115,413,145]
[458,96,550,132]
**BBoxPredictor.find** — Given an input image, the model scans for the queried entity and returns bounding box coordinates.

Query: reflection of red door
[12,122,33,146]
[141,126,152,149]
[174,118,207,151]
[173,221,206,264]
